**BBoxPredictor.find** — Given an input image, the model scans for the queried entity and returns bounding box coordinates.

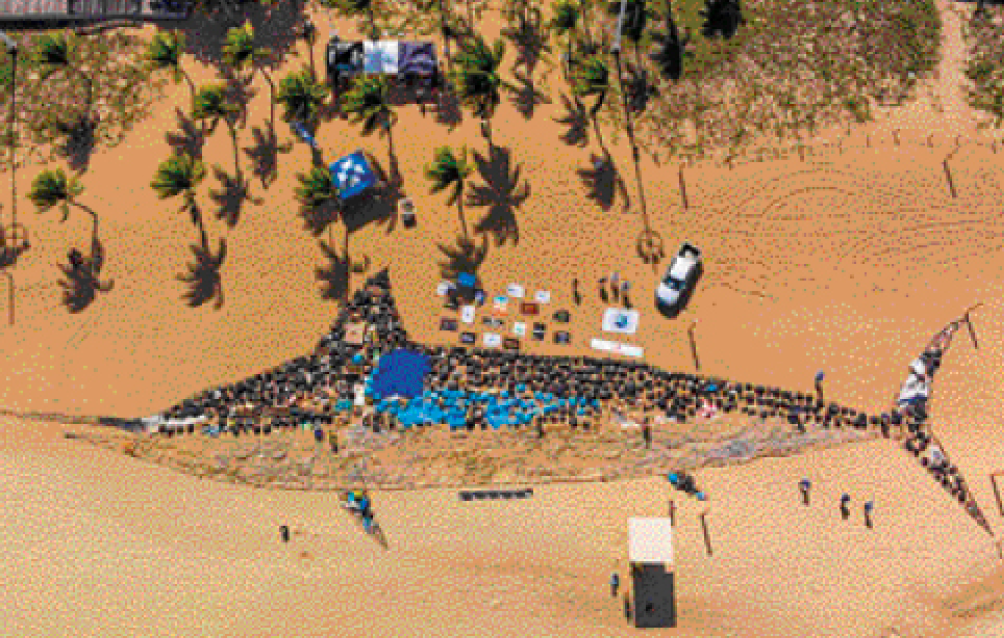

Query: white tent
[364,41,399,75]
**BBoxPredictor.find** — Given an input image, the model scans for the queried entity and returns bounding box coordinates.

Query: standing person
[611,272,620,301]
[840,494,851,520]
[598,276,609,303]
[279,525,290,543]
[799,478,811,505]
[329,430,339,454]
[642,420,652,449]
[864,501,874,528]
[610,572,620,597]
[623,592,632,623]
[815,370,825,403]
[572,277,581,305]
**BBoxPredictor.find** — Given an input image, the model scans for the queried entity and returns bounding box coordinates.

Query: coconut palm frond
[192,83,240,125]
[29,168,80,221]
[276,68,328,125]
[295,166,338,209]
[341,76,396,136]
[151,153,206,201]
[425,145,471,206]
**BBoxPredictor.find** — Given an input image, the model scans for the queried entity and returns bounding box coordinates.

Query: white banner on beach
[507,284,525,298]
[591,338,644,358]
[484,333,502,348]
[602,308,640,335]
[461,305,476,323]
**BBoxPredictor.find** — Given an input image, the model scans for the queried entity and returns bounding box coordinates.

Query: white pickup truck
[656,243,702,311]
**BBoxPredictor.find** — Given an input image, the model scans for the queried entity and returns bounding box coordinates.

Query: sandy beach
[4,0,1004,635]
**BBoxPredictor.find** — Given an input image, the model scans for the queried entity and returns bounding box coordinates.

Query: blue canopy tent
[330,151,379,203]
[371,349,431,400]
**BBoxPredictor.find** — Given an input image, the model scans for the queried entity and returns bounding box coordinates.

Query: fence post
[679,165,688,210]
[893,130,900,146]
[943,159,957,199]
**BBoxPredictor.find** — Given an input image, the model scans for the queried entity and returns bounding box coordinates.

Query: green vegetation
[964,7,1004,127]
[425,145,474,239]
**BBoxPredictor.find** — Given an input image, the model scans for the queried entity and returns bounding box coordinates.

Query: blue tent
[371,349,431,400]
[330,151,378,201]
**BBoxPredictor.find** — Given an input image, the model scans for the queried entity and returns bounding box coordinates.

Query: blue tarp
[330,151,378,201]
[371,349,431,400]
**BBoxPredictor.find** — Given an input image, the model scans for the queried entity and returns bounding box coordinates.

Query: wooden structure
[628,517,677,628]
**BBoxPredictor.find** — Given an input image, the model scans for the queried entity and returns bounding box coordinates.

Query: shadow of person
[315,238,350,302]
[507,69,551,121]
[58,234,114,314]
[178,228,227,309]
[437,233,489,281]
[468,144,529,246]
[209,164,263,228]
[578,152,630,211]
[166,107,207,159]
[244,120,293,190]
[553,93,590,148]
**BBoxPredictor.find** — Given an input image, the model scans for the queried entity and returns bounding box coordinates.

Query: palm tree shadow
[315,239,350,302]
[54,114,97,174]
[553,93,590,147]
[166,107,206,159]
[577,152,630,211]
[57,235,114,314]
[437,234,489,280]
[468,145,529,246]
[298,198,340,238]
[508,70,551,120]
[341,154,401,236]
[503,11,551,77]
[433,86,464,130]
[178,230,227,309]
[174,1,305,73]
[224,73,258,128]
[243,121,293,189]
[209,164,263,228]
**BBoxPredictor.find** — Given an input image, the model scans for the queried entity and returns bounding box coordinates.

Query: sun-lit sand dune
[6,0,1004,635]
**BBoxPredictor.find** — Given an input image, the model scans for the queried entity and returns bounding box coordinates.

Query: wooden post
[866,134,870,148]
[688,321,700,372]
[678,165,688,210]
[893,130,900,146]
[965,312,979,350]
[797,144,804,162]
[944,159,957,198]
[699,511,712,556]
[991,472,1004,517]
[928,134,934,148]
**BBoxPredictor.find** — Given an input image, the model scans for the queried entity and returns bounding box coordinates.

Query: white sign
[513,321,527,337]
[602,308,640,335]
[461,305,476,324]
[507,283,525,298]
[483,332,502,348]
[534,290,551,304]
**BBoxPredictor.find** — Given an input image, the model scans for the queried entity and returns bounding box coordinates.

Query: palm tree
[34,32,94,120]
[341,76,398,159]
[295,165,340,243]
[28,168,98,237]
[323,0,381,39]
[425,145,473,239]
[451,35,513,144]
[276,67,328,129]
[151,152,208,229]
[549,0,580,79]
[572,53,610,148]
[146,31,196,109]
[192,84,243,180]
[608,0,651,67]
[223,21,276,127]
[295,165,339,210]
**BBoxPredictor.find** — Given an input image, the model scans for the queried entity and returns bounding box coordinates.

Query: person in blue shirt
[610,572,620,597]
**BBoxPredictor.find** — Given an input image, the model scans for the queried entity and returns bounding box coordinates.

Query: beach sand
[4,0,1004,635]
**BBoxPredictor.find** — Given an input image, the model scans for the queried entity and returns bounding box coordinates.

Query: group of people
[151,270,895,454]
[343,489,376,533]
[896,320,987,528]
